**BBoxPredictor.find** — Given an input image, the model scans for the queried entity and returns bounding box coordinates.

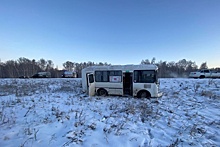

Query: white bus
[82,64,162,98]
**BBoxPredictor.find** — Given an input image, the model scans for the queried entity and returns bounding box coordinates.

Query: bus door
[87,74,95,96]
[123,72,133,96]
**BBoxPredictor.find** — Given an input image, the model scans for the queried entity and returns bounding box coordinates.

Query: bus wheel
[138,91,151,98]
[199,75,205,79]
[98,89,108,96]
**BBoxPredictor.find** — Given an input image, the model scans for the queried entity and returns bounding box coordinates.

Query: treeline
[0,58,110,78]
[0,57,219,78]
[142,58,205,78]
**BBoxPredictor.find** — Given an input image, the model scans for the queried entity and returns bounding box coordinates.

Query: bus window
[103,71,108,82]
[134,70,156,83]
[95,70,122,82]
[109,71,122,76]
[95,71,108,82]
[95,71,102,82]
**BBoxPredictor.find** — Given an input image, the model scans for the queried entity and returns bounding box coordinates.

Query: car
[62,71,77,78]
[31,72,51,78]
[189,69,220,79]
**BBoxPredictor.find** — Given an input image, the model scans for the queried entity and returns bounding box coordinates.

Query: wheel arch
[137,89,151,98]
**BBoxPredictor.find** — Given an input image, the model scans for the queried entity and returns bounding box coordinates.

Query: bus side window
[95,71,102,82]
[103,71,108,82]
[134,71,139,83]
[134,70,155,83]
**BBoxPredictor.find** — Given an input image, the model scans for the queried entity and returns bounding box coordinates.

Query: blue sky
[0,0,220,69]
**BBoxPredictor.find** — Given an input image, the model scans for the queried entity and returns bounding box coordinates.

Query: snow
[0,78,220,147]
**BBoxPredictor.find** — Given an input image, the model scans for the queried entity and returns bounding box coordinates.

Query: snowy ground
[0,78,220,147]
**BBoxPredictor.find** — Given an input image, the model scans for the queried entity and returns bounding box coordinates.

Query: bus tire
[199,75,205,79]
[137,90,151,98]
[97,88,108,96]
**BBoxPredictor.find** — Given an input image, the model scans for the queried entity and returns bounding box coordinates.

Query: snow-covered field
[0,78,220,147]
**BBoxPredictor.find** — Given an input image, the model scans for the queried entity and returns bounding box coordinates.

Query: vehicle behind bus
[32,72,51,78]
[62,71,77,78]
[82,65,162,98]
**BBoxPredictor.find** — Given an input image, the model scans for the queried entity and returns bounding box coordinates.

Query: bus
[81,64,162,98]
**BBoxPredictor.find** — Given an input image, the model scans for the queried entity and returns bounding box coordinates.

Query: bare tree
[38,58,47,71]
[200,62,208,69]
[151,57,156,64]
[46,60,54,71]
[141,59,150,64]
[63,61,75,71]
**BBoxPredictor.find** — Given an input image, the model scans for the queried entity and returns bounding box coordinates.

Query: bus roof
[82,64,158,72]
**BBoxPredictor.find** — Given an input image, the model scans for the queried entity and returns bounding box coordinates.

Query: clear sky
[0,0,220,69]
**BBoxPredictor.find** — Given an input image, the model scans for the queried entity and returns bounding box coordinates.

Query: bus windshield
[134,70,157,83]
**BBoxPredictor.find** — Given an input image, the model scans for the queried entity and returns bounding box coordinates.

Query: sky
[0,0,220,69]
